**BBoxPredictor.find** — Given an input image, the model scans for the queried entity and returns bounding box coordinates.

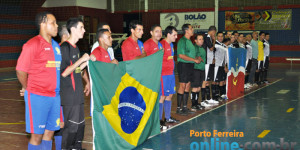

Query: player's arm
[133,48,146,60]
[81,69,90,96]
[178,41,200,63]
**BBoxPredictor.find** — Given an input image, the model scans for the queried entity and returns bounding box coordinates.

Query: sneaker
[160,120,167,130]
[182,107,195,114]
[191,105,198,112]
[217,96,224,102]
[165,117,180,123]
[246,83,252,88]
[196,103,205,109]
[176,108,181,114]
[201,101,212,107]
[244,84,248,89]
[207,99,219,104]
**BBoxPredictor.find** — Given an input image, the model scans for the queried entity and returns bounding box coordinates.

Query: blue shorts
[25,91,61,134]
[159,75,176,97]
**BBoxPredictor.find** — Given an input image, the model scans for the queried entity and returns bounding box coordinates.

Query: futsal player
[121,20,146,61]
[144,25,163,56]
[60,17,90,150]
[258,31,265,85]
[244,34,253,89]
[263,33,270,83]
[16,11,61,150]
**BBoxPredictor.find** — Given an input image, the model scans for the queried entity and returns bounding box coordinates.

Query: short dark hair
[232,31,239,35]
[164,26,177,36]
[150,24,161,31]
[129,20,143,30]
[66,17,83,33]
[96,29,109,40]
[182,24,191,34]
[195,34,204,39]
[259,31,265,36]
[223,38,230,43]
[97,22,109,30]
[208,26,217,31]
[265,33,269,36]
[217,31,223,36]
[35,11,53,30]
[225,31,231,35]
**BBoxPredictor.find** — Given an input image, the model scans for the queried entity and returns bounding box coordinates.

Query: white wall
[42,0,107,9]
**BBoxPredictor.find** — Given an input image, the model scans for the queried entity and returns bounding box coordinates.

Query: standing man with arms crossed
[177,24,200,115]
[258,32,265,85]
[16,12,61,150]
[60,18,90,150]
[121,20,146,61]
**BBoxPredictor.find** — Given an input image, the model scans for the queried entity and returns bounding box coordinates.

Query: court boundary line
[148,78,283,139]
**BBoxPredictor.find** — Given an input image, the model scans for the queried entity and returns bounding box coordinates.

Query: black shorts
[177,62,194,83]
[215,66,226,82]
[191,69,205,87]
[245,59,252,73]
[264,56,269,70]
[205,64,214,81]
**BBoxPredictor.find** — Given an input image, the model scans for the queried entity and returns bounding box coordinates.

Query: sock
[264,70,268,81]
[201,88,206,102]
[159,102,164,120]
[164,100,172,120]
[54,136,62,150]
[245,75,249,83]
[41,140,52,150]
[195,92,200,104]
[28,143,41,150]
[206,86,211,100]
[183,92,189,107]
[177,93,183,108]
[224,85,227,95]
[260,71,264,82]
[255,72,259,83]
[220,85,225,95]
[216,85,220,97]
[191,92,197,107]
[212,85,216,99]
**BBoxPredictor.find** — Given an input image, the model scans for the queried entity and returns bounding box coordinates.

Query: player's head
[150,24,162,42]
[246,34,252,42]
[59,25,69,43]
[195,34,204,47]
[97,29,112,47]
[216,31,224,43]
[35,11,58,37]
[259,31,265,40]
[164,26,178,43]
[67,18,85,39]
[208,26,217,36]
[230,34,235,43]
[129,20,143,39]
[232,31,239,40]
[265,33,270,41]
[97,22,111,33]
[238,33,244,43]
[225,31,232,38]
[182,24,194,36]
[223,38,231,46]
[252,31,258,40]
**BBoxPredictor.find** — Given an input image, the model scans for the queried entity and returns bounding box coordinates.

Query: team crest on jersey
[56,118,60,127]
[55,47,61,55]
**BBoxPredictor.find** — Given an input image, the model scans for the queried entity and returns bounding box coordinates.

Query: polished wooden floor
[0,64,299,150]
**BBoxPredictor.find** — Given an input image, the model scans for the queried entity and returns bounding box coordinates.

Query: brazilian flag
[88,50,163,149]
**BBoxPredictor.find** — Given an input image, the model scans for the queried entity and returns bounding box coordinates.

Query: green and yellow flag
[88,50,163,150]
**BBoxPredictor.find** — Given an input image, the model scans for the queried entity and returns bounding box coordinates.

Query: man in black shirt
[60,18,90,150]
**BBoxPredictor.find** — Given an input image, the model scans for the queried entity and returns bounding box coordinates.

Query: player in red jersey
[144,25,163,56]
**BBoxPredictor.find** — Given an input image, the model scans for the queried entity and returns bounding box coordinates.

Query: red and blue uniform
[160,39,176,96]
[144,39,163,56]
[121,36,144,61]
[91,46,112,62]
[16,35,61,134]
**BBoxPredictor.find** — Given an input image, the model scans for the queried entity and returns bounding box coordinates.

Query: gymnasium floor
[0,64,299,150]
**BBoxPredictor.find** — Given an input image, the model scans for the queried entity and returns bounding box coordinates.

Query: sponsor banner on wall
[160,12,215,31]
[225,9,292,30]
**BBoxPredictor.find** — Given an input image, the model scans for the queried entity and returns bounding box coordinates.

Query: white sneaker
[207,99,219,104]
[244,84,248,89]
[221,94,228,100]
[246,83,252,88]
[201,101,212,107]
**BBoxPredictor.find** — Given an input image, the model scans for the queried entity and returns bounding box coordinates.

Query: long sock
[264,70,268,81]
[159,102,163,120]
[245,75,249,83]
[201,88,206,102]
[41,140,52,150]
[164,100,172,120]
[212,85,216,99]
[216,85,220,97]
[224,85,227,95]
[177,93,183,109]
[54,135,62,150]
[220,85,225,95]
[191,92,197,107]
[28,143,41,150]
[255,72,259,83]
[259,71,264,82]
[195,92,199,104]
[183,92,189,107]
[206,86,211,100]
